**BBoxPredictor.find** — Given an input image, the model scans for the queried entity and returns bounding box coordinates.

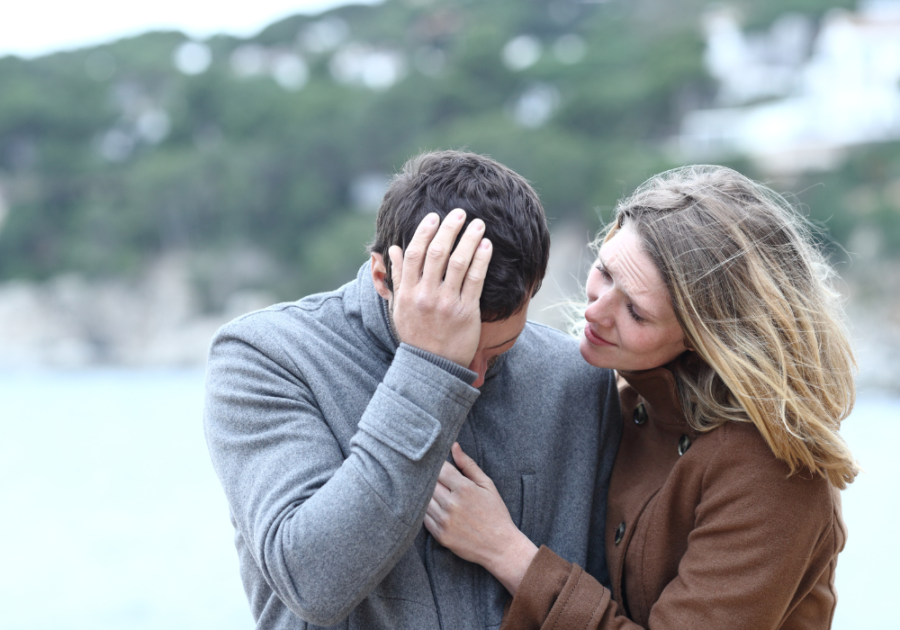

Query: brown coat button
[678,434,692,456]
[614,521,626,545]
[633,402,647,425]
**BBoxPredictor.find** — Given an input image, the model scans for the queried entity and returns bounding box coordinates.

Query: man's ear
[370,253,393,301]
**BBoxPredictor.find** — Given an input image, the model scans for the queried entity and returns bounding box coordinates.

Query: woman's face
[580,223,688,371]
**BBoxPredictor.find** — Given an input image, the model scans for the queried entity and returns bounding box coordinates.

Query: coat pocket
[492,471,537,532]
[480,472,537,629]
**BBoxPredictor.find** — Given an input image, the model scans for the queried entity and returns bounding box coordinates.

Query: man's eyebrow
[487,333,521,350]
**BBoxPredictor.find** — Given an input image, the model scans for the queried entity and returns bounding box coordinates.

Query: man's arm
[204,210,492,625]
[205,332,478,625]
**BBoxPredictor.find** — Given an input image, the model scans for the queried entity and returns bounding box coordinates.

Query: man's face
[465,305,529,388]
[371,252,530,388]
[386,300,528,388]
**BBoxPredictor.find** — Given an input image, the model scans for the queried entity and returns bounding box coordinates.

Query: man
[204,150,620,629]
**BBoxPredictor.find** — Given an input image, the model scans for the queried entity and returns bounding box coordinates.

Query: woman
[423,165,857,629]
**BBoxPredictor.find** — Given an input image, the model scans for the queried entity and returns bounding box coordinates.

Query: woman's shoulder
[697,420,840,523]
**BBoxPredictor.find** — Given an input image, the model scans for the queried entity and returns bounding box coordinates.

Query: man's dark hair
[369,150,551,322]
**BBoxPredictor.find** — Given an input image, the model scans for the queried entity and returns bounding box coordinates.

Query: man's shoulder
[212,283,351,347]
[517,321,582,358]
[511,321,609,380]
[487,321,615,418]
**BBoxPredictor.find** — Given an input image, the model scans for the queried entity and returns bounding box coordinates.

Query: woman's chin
[579,335,615,369]
[580,336,685,372]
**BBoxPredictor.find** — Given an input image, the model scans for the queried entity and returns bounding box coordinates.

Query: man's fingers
[401,212,440,290]
[452,442,493,487]
[443,219,486,293]
[460,238,492,306]
[421,209,467,286]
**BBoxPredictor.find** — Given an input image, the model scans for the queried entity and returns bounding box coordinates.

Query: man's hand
[388,209,491,368]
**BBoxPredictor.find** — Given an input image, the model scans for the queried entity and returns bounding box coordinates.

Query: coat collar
[617,355,694,429]
[355,260,401,357]
[351,260,510,383]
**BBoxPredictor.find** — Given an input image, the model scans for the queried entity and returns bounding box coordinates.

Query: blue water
[832,392,899,630]
[0,371,895,629]
[0,370,250,630]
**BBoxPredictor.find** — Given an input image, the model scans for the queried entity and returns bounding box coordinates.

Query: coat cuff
[355,344,479,462]
[501,546,611,630]
[401,342,478,385]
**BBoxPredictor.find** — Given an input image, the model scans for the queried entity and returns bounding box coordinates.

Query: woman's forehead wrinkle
[606,240,651,302]
[604,230,672,321]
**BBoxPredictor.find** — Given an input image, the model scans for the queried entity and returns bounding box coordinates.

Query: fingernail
[453,209,466,220]
[480,238,491,249]
[427,213,438,225]
[471,219,484,231]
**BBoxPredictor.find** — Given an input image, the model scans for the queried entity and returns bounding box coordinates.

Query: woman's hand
[388,210,492,369]
[425,443,539,595]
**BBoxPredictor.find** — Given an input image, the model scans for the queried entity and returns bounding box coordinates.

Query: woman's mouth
[584,324,615,347]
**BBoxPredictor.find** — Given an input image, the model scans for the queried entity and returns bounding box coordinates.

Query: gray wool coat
[203,262,621,630]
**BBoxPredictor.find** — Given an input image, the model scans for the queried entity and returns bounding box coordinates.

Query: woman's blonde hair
[601,165,858,488]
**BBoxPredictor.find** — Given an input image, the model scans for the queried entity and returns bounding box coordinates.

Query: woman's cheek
[630,328,659,358]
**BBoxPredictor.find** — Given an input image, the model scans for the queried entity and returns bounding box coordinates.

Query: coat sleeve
[501,425,843,630]
[501,547,634,630]
[203,316,479,626]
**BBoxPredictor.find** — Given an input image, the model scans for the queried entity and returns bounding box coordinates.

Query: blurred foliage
[0,0,894,306]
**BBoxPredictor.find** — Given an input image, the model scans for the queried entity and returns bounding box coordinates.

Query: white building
[680,0,900,172]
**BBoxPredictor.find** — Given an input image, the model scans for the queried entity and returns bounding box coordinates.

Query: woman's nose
[585,288,614,326]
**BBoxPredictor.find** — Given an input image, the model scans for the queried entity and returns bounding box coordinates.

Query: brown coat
[501,366,846,630]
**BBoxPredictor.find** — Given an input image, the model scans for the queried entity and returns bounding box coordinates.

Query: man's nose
[468,354,487,388]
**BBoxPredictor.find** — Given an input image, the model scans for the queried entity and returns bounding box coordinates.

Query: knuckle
[405,246,424,260]
[427,243,446,259]
[414,293,432,310]
[447,257,468,273]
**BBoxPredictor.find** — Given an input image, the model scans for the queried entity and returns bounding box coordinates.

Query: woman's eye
[627,304,645,323]
[595,264,611,281]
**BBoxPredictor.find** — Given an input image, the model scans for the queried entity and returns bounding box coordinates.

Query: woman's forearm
[484,530,539,595]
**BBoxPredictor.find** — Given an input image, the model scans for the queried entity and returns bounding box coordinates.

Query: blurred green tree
[0,0,891,305]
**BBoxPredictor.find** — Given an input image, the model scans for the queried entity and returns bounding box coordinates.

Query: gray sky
[1,0,381,58]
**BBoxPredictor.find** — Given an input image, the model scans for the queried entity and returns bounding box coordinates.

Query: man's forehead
[480,304,529,349]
